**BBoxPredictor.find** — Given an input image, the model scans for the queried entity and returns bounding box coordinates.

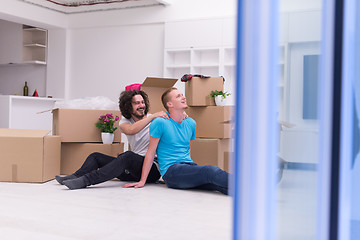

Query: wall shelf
[23,43,46,48]
[22,26,47,64]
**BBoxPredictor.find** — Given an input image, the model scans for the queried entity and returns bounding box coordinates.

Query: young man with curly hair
[56,90,169,190]
[123,88,229,195]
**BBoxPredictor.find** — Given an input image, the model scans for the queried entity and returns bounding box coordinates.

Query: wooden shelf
[23,43,46,48]
[23,27,47,32]
[22,26,47,64]
[22,60,47,65]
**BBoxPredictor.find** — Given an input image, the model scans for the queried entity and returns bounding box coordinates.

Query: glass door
[232,0,335,239]
[277,3,322,239]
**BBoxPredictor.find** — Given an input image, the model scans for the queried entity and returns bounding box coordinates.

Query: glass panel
[349,1,360,239]
[277,1,323,239]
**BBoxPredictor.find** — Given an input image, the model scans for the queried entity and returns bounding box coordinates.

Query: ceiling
[20,0,170,14]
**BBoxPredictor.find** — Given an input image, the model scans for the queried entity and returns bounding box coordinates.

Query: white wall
[67,0,237,28]
[0,0,67,29]
[0,0,322,103]
[68,23,164,101]
[0,65,46,96]
[0,0,237,102]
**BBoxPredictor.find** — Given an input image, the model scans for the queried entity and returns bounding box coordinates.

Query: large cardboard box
[141,77,178,113]
[52,108,122,143]
[190,138,231,171]
[185,76,224,106]
[0,129,61,183]
[61,142,124,175]
[186,106,233,138]
[224,152,233,172]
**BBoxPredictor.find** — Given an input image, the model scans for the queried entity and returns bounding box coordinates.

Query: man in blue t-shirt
[123,88,229,195]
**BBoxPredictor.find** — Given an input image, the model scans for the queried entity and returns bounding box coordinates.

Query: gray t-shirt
[119,114,151,156]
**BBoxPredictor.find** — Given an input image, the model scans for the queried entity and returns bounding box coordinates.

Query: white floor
[0,168,324,240]
[277,169,318,240]
[0,179,232,240]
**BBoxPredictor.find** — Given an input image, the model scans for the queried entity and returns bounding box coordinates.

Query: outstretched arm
[122,136,160,188]
[120,111,169,135]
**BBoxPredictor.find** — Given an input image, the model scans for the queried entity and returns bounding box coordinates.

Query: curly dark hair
[119,90,150,119]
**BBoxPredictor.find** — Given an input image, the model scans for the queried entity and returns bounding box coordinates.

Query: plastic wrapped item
[54,96,118,110]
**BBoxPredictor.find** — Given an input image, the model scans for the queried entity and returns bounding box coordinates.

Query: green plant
[95,113,120,133]
[210,90,230,99]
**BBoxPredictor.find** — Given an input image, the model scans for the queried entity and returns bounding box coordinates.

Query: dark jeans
[74,151,160,186]
[162,162,229,195]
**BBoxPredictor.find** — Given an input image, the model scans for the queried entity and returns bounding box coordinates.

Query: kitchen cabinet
[164,47,235,102]
[164,19,223,49]
[22,26,47,64]
[0,95,59,132]
[0,20,22,64]
[0,20,47,65]
[164,17,236,104]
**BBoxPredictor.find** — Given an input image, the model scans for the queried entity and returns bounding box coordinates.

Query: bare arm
[122,136,160,188]
[119,111,169,135]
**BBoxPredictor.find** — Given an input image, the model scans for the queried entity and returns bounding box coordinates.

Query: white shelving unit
[164,47,235,79]
[278,44,287,121]
[164,47,236,103]
[22,26,47,64]
[164,47,222,78]
[0,21,47,65]
[164,18,236,104]
[164,46,236,105]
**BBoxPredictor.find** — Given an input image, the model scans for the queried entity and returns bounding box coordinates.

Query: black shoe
[63,176,88,190]
[55,174,77,185]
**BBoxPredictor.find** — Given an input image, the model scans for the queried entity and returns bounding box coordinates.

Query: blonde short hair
[161,87,177,111]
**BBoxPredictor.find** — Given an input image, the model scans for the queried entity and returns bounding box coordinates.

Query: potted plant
[95,113,120,144]
[210,90,230,106]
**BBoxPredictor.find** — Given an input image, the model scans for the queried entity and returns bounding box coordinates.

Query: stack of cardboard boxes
[185,77,233,172]
[0,128,61,182]
[0,76,232,183]
[141,76,233,171]
[52,108,124,175]
[53,77,179,175]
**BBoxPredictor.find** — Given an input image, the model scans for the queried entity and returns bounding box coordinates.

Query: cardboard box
[141,77,178,113]
[61,142,124,175]
[224,152,233,172]
[52,108,122,143]
[190,138,231,171]
[0,129,61,182]
[186,106,233,138]
[185,76,224,106]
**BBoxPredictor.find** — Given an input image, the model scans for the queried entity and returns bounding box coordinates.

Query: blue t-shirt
[150,116,196,176]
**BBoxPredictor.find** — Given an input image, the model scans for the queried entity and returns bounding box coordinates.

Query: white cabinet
[279,129,318,163]
[164,47,235,104]
[0,20,22,64]
[222,17,236,46]
[0,20,47,65]
[0,95,59,131]
[279,13,289,44]
[288,11,321,42]
[164,18,236,103]
[164,48,223,78]
[164,19,223,49]
[164,49,191,79]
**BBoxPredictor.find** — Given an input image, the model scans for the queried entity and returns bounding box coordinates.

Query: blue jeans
[162,162,229,195]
